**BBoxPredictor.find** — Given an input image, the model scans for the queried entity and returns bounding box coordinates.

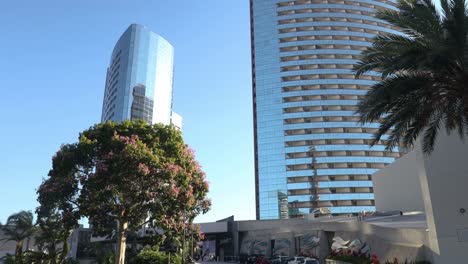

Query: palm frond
[355,0,468,153]
[378,0,442,39]
[2,211,35,241]
[422,110,444,153]
[354,34,429,77]
[358,73,439,149]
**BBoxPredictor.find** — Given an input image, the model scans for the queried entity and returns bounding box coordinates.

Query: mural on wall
[299,232,320,257]
[272,237,291,256]
[199,240,216,258]
[331,236,370,255]
[240,236,269,256]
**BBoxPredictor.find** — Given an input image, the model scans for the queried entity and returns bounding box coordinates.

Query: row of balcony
[278,16,394,29]
[279,25,387,35]
[281,44,368,53]
[280,34,371,44]
[282,83,370,91]
[284,104,357,113]
[288,186,373,195]
[287,162,387,171]
[288,174,372,182]
[286,150,400,159]
[281,73,379,81]
[289,199,374,208]
[278,8,375,17]
[281,53,363,62]
[282,63,356,71]
[285,138,390,147]
[283,94,364,102]
[277,0,397,8]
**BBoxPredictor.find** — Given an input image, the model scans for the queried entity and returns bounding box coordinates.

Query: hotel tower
[251,0,403,219]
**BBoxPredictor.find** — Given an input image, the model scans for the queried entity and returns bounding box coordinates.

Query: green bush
[328,255,372,264]
[63,258,80,264]
[4,255,16,264]
[97,252,115,264]
[22,251,47,264]
[383,260,430,264]
[135,249,181,264]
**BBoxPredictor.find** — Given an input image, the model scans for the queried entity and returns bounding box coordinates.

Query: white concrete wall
[373,151,425,212]
[415,130,468,263]
[0,230,37,259]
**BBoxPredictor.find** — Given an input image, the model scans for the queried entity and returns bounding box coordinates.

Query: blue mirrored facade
[251,0,403,219]
[101,24,174,125]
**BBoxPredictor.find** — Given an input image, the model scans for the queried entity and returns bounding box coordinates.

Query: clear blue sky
[0,1,255,223]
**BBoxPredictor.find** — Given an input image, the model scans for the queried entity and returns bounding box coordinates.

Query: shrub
[383,260,430,264]
[63,258,80,264]
[4,255,16,264]
[135,249,181,264]
[328,254,373,264]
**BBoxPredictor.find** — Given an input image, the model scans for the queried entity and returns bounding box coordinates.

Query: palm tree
[0,211,35,264]
[354,0,468,153]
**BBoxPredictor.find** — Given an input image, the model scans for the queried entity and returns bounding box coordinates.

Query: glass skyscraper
[101,24,180,126]
[251,0,403,219]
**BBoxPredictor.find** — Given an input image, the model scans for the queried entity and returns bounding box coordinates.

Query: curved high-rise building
[101,24,176,125]
[251,0,403,219]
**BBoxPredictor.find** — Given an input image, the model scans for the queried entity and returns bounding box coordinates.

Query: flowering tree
[37,121,211,264]
[36,144,82,264]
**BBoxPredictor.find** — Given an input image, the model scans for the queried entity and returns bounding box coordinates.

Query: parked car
[304,258,319,264]
[255,256,271,264]
[247,256,257,264]
[271,256,289,264]
[287,256,305,264]
[271,258,280,264]
[240,255,249,264]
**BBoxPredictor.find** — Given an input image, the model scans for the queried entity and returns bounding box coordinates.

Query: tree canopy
[354,0,468,153]
[37,121,210,264]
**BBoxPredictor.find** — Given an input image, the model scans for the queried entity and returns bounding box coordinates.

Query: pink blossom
[138,163,150,175]
[203,181,210,191]
[202,199,212,209]
[182,145,195,158]
[117,134,139,146]
[185,191,193,199]
[172,186,180,196]
[164,162,183,176]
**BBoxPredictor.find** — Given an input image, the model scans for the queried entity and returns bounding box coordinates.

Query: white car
[287,257,305,264]
[271,256,289,264]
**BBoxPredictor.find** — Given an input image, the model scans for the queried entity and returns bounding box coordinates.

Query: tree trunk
[50,245,57,264]
[15,240,23,264]
[115,221,128,264]
[58,239,69,264]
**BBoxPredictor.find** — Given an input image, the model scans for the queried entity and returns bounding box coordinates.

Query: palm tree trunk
[115,221,128,264]
[26,237,30,251]
[15,240,23,264]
